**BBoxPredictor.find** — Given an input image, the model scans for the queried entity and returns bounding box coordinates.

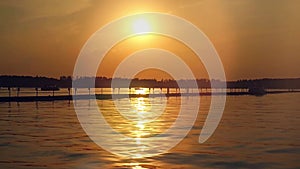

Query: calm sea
[0,92,299,169]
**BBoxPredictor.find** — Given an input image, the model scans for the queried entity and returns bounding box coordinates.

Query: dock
[0,90,299,102]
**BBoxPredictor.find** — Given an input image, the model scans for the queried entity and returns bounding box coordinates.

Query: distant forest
[0,75,299,89]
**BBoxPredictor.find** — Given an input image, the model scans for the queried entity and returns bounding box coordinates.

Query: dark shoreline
[0,91,299,103]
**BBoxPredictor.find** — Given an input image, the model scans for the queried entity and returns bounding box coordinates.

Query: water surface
[0,93,299,168]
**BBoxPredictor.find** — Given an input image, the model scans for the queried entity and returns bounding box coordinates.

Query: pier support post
[8,87,11,97]
[17,88,20,97]
[35,88,38,97]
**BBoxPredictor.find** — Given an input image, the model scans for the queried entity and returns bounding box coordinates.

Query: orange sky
[0,0,299,80]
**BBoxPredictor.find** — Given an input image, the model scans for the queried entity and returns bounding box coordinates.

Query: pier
[0,87,299,102]
[1,76,300,102]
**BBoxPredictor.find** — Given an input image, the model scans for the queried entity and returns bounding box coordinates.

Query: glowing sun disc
[133,19,150,33]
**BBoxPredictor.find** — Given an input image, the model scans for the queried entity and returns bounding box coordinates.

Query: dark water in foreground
[0,93,299,169]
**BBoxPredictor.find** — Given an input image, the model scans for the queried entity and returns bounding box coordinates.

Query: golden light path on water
[99,87,180,164]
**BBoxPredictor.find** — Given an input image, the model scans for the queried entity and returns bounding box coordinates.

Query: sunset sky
[0,0,299,80]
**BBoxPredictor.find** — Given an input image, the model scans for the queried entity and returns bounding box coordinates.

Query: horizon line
[1,74,300,82]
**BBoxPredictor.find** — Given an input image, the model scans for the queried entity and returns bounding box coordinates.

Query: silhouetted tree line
[0,75,60,88]
[0,75,299,89]
[227,78,300,89]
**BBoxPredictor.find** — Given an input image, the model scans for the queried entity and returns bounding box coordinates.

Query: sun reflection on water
[98,89,180,158]
[134,88,148,95]
[132,165,147,169]
[132,97,151,140]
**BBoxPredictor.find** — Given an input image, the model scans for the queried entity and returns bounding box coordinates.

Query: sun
[132,18,151,34]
